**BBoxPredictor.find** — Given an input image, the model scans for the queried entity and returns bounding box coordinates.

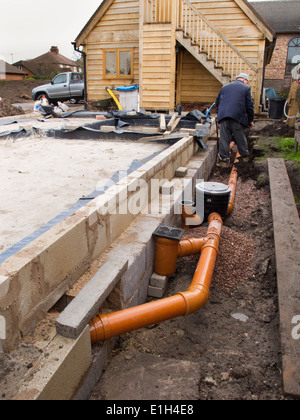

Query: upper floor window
[286,37,300,75]
[104,49,133,79]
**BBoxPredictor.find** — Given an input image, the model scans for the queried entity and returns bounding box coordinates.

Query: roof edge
[75,0,114,47]
[235,0,276,41]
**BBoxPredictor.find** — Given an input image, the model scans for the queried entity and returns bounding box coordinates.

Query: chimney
[50,46,59,54]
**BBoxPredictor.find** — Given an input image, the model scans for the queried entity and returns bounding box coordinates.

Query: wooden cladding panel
[141,23,175,110]
[85,0,140,101]
[179,50,222,103]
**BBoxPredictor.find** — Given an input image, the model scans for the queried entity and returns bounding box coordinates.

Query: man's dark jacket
[216,80,254,127]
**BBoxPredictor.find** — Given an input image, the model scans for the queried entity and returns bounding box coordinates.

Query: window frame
[285,37,300,75]
[103,48,134,79]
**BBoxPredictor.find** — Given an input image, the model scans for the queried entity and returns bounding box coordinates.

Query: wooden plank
[165,116,181,134]
[167,113,177,130]
[268,159,300,399]
[159,114,166,132]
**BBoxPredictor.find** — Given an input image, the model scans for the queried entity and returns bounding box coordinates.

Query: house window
[286,37,300,75]
[104,49,133,79]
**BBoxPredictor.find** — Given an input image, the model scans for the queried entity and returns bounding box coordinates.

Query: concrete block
[120,246,147,303]
[0,315,6,339]
[160,181,175,195]
[13,327,92,400]
[64,123,80,131]
[148,285,167,298]
[150,273,168,288]
[56,260,128,339]
[175,167,188,178]
[40,218,89,293]
[0,275,10,299]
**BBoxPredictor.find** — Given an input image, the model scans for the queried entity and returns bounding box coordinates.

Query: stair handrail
[176,0,258,75]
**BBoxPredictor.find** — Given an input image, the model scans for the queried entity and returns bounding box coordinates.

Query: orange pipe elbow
[89,213,223,344]
[181,201,202,229]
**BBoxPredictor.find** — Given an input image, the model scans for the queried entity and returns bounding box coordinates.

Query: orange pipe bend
[89,213,223,343]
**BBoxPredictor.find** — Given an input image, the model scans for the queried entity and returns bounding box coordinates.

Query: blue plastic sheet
[115,85,139,92]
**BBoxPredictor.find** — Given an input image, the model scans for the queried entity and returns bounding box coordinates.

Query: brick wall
[265,34,291,80]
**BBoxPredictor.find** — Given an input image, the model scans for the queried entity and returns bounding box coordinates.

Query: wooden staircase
[144,0,258,88]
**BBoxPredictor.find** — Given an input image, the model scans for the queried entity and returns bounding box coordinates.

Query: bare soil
[0,80,49,104]
[0,80,52,117]
[0,98,25,118]
[91,166,286,401]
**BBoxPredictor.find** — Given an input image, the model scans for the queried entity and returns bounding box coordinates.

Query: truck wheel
[36,93,49,102]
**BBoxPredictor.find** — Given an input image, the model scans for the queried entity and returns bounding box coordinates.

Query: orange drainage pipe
[181,201,202,229]
[89,213,223,343]
[227,151,241,216]
[154,237,207,276]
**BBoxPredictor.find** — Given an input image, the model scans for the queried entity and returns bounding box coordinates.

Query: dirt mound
[0,98,24,117]
[0,80,50,104]
[252,119,294,137]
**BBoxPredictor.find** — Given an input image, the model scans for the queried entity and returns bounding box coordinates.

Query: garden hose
[284,100,300,120]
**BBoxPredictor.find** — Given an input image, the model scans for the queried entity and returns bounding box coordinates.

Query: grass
[254,136,300,162]
[278,137,300,162]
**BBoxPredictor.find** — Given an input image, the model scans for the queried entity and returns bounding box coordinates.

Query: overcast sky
[0,0,290,64]
[0,0,102,64]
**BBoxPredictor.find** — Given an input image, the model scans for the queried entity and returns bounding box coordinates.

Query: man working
[216,73,254,167]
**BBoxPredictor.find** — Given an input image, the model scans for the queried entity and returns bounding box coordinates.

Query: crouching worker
[216,73,254,167]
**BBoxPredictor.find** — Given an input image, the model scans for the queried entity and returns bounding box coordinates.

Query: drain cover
[153,226,185,241]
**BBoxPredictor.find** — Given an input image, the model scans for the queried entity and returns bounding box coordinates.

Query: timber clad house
[75,0,275,113]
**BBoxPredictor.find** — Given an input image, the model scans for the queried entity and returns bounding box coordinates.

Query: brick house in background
[0,60,28,80]
[251,0,300,94]
[13,46,81,79]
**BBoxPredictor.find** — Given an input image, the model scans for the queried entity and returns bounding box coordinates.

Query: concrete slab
[268,158,300,398]
[55,260,128,339]
[0,136,165,256]
[91,352,200,400]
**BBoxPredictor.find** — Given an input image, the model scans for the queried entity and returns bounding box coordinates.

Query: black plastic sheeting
[48,119,183,144]
[0,110,215,262]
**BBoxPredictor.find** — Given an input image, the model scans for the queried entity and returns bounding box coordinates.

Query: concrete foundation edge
[4,138,217,400]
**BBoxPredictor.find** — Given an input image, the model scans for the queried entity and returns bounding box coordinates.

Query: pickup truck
[32,72,84,104]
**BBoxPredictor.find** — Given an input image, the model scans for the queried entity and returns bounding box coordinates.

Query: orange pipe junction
[89,152,240,344]
[90,213,223,343]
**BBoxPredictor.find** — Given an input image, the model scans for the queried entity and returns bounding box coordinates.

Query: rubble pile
[0,98,25,117]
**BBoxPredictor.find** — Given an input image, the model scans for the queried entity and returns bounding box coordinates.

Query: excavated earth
[90,122,299,401]
[91,166,286,401]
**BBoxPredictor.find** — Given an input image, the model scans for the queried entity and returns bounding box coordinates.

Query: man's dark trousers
[219,118,249,159]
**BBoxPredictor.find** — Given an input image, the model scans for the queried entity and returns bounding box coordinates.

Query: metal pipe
[71,42,88,110]
[89,213,223,343]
